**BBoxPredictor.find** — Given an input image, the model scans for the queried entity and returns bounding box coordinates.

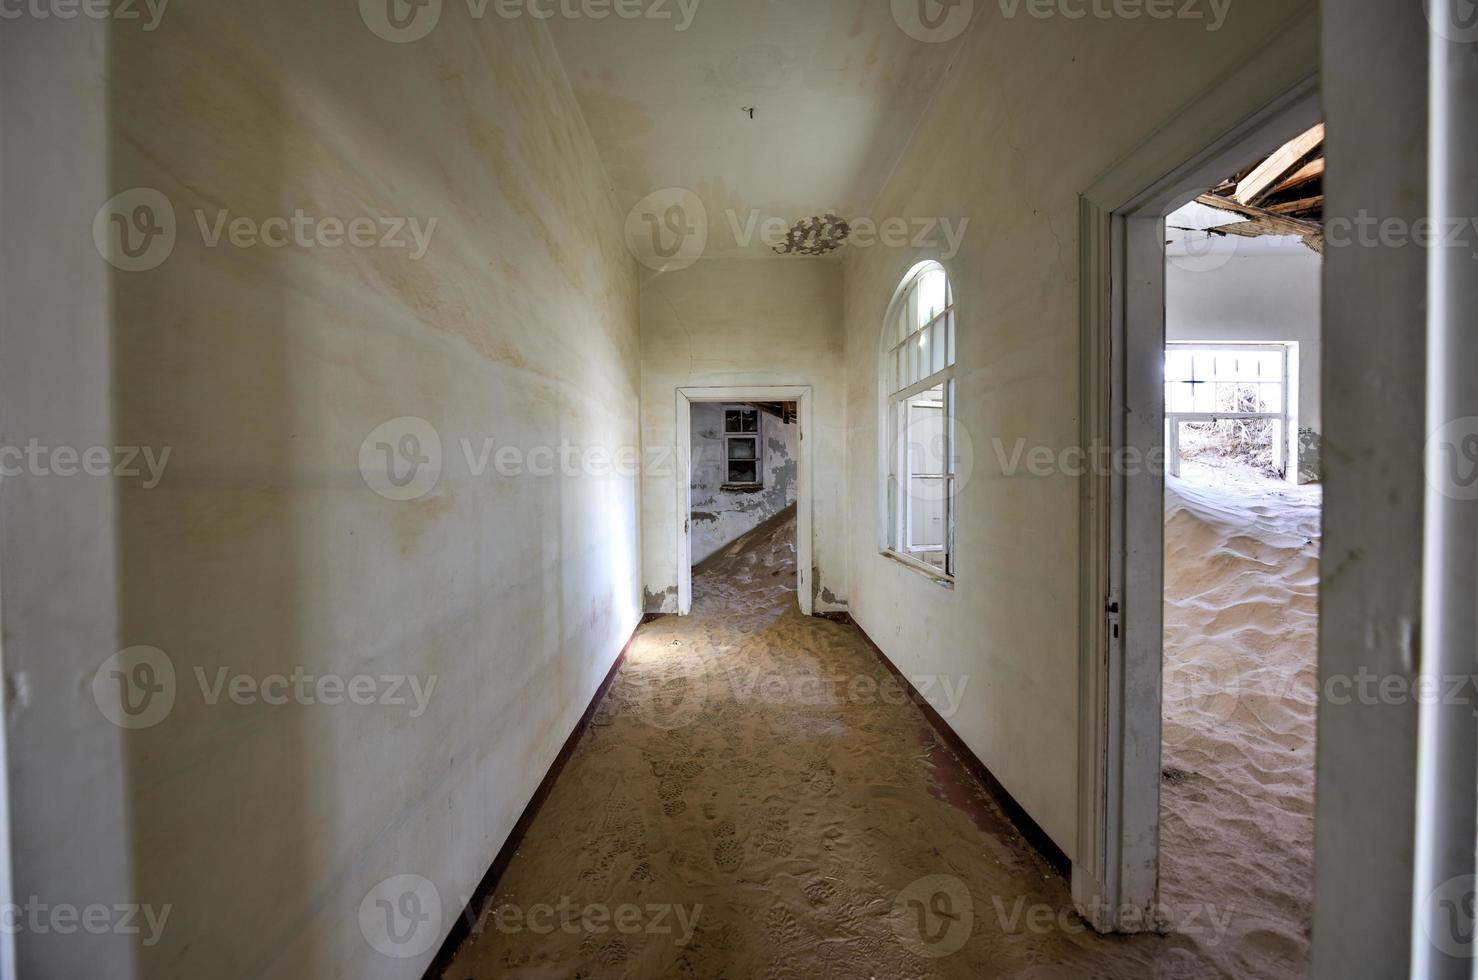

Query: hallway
[443,514,1183,978]
[5,1,1452,976]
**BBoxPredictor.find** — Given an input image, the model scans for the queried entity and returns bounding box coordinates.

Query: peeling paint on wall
[689,403,798,564]
[1298,427,1322,485]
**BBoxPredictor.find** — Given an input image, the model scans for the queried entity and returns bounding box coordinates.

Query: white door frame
[674,386,813,617]
[1073,7,1319,931]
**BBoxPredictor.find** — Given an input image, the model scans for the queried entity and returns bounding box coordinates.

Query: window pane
[946,310,955,367]
[929,319,945,374]
[917,268,947,328]
[727,461,757,484]
[900,384,947,566]
[727,437,756,461]
[947,378,958,476]
[741,411,758,432]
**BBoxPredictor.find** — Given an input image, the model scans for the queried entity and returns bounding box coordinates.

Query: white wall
[7,5,641,978]
[689,404,798,565]
[1313,3,1427,976]
[641,259,847,611]
[1,14,139,979]
[1166,201,1323,481]
[839,1,1317,857]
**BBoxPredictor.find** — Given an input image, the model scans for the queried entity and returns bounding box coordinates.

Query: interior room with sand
[2,2,1472,980]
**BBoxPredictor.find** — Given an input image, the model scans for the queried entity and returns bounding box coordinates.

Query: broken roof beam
[1193,194,1324,253]
[1268,157,1325,198]
[1234,123,1325,206]
[1267,195,1324,216]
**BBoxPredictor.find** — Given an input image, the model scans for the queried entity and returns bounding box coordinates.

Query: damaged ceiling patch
[774,213,851,256]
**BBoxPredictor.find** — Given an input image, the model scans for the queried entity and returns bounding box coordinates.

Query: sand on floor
[440,494,1316,978]
[1160,465,1321,979]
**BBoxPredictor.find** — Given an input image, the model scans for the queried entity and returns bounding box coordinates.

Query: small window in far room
[724,408,761,487]
[882,261,957,579]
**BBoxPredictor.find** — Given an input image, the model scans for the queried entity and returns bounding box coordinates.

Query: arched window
[882,261,956,578]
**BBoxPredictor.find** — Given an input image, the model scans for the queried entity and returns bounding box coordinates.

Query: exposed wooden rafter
[1234,123,1325,206]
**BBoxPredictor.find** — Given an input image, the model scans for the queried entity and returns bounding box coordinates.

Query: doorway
[1074,70,1320,935]
[674,386,813,616]
[1157,132,1325,973]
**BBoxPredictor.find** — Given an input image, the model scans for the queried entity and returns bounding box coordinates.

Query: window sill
[881,550,954,589]
[722,482,765,493]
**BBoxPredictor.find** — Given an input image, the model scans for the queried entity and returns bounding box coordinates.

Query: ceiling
[547,1,965,260]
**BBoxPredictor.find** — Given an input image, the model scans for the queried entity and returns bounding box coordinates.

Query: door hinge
[1106,597,1122,642]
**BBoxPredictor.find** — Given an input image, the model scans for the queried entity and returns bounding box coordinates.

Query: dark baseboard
[422,624,639,979]
[818,611,1072,880]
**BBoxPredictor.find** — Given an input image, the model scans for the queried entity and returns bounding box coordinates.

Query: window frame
[722,407,763,488]
[879,261,957,582]
[1163,342,1291,478]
